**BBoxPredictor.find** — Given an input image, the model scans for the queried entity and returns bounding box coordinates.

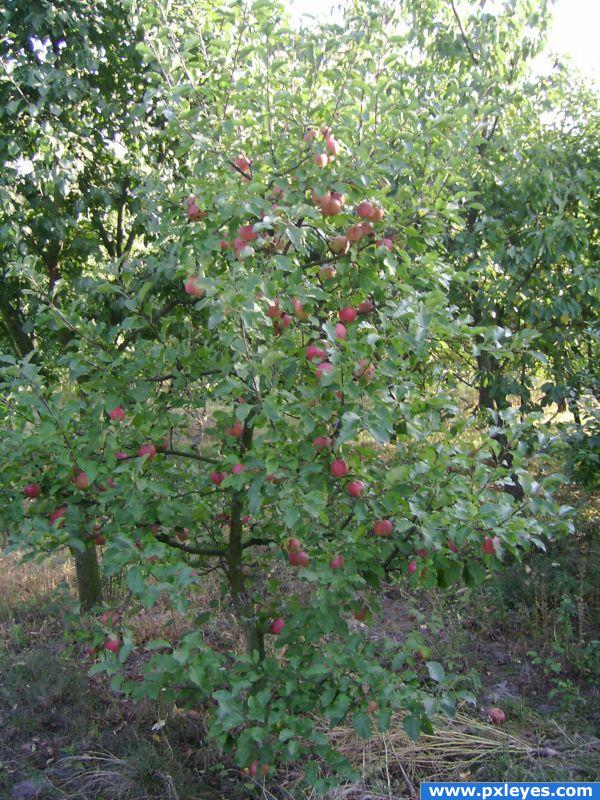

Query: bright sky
[286,0,600,86]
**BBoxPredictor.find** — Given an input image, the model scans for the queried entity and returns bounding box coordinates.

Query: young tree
[0,0,576,786]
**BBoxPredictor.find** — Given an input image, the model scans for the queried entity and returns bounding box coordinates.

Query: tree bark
[0,290,35,357]
[73,545,103,611]
[227,421,265,659]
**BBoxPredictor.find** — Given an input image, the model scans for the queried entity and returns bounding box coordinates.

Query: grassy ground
[1,490,598,799]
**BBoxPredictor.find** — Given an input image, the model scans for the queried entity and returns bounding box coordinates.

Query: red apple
[115,451,128,461]
[234,153,251,173]
[376,238,394,251]
[293,298,307,319]
[417,548,429,558]
[311,188,322,205]
[366,700,378,714]
[266,301,281,319]
[50,506,67,527]
[238,224,257,242]
[373,519,393,537]
[347,480,366,498]
[103,636,121,654]
[184,276,205,297]
[271,617,285,635]
[226,421,244,438]
[74,471,90,490]
[321,125,332,138]
[176,527,190,541]
[358,300,375,315]
[313,435,333,450]
[355,359,375,382]
[330,235,350,255]
[370,206,385,222]
[24,483,41,498]
[304,127,317,142]
[296,550,309,567]
[108,406,126,422]
[314,153,328,168]
[359,221,374,236]
[325,136,339,156]
[335,322,347,340]
[330,554,344,570]
[187,203,204,221]
[219,238,230,249]
[93,533,106,546]
[321,195,342,216]
[315,361,333,380]
[483,536,499,555]
[231,463,245,475]
[280,313,292,329]
[138,444,157,459]
[356,200,374,219]
[99,609,119,626]
[338,306,356,323]
[306,343,326,361]
[488,707,506,724]
[288,538,301,552]
[319,265,337,280]
[346,224,364,243]
[330,459,348,478]
[408,560,417,575]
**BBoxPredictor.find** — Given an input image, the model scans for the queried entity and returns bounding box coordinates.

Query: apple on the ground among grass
[487,707,506,724]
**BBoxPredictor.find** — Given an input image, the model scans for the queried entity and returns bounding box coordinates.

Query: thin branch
[451,0,479,64]
[154,533,225,557]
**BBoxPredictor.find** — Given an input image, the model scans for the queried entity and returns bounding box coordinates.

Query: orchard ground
[1,462,598,798]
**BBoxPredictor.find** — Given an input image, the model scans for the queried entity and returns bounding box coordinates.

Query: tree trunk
[73,545,102,611]
[227,421,265,659]
[0,290,35,357]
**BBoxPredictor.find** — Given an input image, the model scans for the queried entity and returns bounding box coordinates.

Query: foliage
[0,0,594,786]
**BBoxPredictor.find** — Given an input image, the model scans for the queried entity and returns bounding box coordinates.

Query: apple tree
[0,0,575,786]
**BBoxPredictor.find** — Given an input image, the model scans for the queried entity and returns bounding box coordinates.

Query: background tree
[0,0,592,788]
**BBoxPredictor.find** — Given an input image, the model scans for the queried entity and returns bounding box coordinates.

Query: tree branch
[451,0,478,65]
